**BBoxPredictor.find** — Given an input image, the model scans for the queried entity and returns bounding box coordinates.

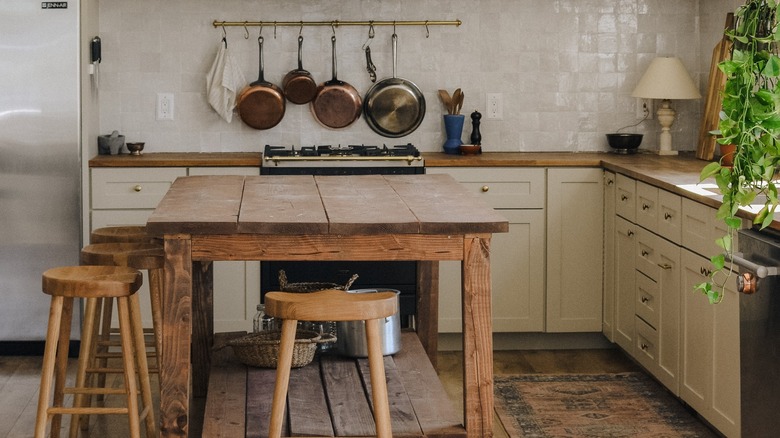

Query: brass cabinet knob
[481,185,489,192]
[133,185,143,192]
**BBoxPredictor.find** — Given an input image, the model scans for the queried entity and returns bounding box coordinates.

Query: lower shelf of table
[204,331,466,437]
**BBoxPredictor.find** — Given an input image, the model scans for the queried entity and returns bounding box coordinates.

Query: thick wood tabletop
[146,174,509,236]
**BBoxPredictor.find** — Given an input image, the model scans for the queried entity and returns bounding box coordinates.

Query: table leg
[160,236,193,437]
[461,235,494,438]
[416,260,439,368]
[192,261,214,398]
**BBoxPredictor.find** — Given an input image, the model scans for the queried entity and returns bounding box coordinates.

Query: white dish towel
[206,41,246,123]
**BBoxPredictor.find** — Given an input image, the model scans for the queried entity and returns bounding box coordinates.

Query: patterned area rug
[494,373,717,437]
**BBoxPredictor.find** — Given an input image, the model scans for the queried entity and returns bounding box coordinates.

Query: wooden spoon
[452,89,463,115]
[438,89,453,114]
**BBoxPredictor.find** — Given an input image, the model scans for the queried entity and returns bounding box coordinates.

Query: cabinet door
[680,249,740,437]
[603,171,616,340]
[439,209,545,332]
[615,173,636,222]
[636,181,658,231]
[546,168,603,332]
[614,217,636,353]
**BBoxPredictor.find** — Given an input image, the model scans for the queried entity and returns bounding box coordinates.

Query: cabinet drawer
[636,181,658,230]
[92,168,185,209]
[636,271,659,329]
[657,189,682,244]
[635,316,659,371]
[616,174,636,221]
[426,167,545,208]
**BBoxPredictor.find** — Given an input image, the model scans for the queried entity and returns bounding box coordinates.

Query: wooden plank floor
[0,342,638,437]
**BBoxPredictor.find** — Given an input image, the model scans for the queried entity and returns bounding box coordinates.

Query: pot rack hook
[425,20,430,38]
[243,21,249,39]
[273,21,277,39]
[362,21,375,50]
[299,21,303,36]
[221,25,227,47]
[331,22,336,37]
[393,20,397,34]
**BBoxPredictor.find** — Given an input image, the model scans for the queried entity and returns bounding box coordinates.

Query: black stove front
[259,144,424,326]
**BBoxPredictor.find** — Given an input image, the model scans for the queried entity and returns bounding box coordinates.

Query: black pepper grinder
[470,110,482,147]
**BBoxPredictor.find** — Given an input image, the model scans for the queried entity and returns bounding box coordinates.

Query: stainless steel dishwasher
[731,228,780,437]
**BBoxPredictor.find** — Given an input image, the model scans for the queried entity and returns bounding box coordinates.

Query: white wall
[95,0,741,154]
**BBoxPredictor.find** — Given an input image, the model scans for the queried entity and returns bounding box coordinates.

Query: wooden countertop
[90,150,768,228]
[89,152,261,168]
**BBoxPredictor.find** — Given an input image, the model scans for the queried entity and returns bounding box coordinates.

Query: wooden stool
[89,225,155,244]
[264,289,398,438]
[34,266,155,438]
[78,242,164,431]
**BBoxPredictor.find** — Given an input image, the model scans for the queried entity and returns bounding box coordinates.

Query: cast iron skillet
[363,33,425,137]
[237,36,286,130]
[310,35,362,129]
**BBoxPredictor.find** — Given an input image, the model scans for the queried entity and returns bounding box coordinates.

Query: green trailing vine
[696,0,780,303]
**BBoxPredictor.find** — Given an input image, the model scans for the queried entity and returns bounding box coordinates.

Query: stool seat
[42,266,142,298]
[264,289,398,438]
[80,243,164,271]
[90,225,155,244]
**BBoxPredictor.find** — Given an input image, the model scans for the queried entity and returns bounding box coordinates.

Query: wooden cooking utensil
[696,13,734,160]
[438,89,453,114]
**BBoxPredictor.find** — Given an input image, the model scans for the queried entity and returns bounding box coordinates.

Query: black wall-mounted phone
[91,36,101,63]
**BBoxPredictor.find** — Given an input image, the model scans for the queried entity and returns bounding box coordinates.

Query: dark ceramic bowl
[606,133,643,154]
[126,142,145,155]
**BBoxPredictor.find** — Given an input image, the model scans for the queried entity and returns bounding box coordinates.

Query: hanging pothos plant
[697,0,780,303]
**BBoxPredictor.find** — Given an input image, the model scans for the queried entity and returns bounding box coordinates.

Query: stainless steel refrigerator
[0,1,81,348]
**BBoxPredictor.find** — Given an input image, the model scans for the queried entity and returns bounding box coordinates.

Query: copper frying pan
[310,35,362,129]
[237,36,285,130]
[282,35,317,104]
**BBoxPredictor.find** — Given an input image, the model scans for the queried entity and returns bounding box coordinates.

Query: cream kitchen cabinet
[681,248,740,438]
[426,167,546,332]
[602,171,616,341]
[613,216,637,353]
[545,168,603,332]
[89,166,259,332]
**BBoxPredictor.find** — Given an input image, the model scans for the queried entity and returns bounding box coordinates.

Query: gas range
[262,143,424,168]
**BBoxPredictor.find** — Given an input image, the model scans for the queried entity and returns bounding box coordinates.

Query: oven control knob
[738,272,757,294]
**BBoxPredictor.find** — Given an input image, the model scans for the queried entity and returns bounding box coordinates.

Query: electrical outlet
[157,93,174,121]
[486,93,503,120]
[636,98,653,120]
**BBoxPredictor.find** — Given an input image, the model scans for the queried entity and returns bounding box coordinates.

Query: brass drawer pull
[481,185,489,192]
[642,203,650,210]
[621,195,628,201]
[133,185,143,192]
[627,230,634,237]
[664,212,672,220]
[658,263,672,270]
[641,250,649,257]
[641,296,649,303]
[640,343,649,351]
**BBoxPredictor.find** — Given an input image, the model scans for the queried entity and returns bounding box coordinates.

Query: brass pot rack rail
[212,19,462,29]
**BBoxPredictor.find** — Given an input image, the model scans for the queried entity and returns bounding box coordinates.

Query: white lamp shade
[631,57,702,100]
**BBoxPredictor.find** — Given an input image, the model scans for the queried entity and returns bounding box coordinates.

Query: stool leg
[116,296,142,438]
[50,296,73,438]
[365,318,392,438]
[129,293,157,437]
[34,296,65,438]
[269,318,298,438]
[95,296,114,401]
[148,267,164,367]
[69,296,100,436]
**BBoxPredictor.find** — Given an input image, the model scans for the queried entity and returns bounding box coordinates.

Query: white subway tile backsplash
[97,0,742,154]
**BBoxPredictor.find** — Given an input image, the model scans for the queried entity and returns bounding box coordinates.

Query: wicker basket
[227,330,322,369]
[278,269,358,293]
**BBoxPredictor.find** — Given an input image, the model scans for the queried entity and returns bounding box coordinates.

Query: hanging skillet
[363,33,426,138]
[282,35,317,104]
[237,35,286,130]
[310,35,362,129]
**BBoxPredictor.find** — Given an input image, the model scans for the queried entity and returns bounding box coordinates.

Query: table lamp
[631,57,701,155]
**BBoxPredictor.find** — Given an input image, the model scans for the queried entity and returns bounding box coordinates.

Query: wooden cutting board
[696,13,734,161]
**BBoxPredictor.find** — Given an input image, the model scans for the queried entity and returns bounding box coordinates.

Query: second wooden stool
[34,265,155,438]
[264,288,398,438]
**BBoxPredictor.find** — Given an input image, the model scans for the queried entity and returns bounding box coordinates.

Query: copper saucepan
[310,35,362,129]
[282,35,317,104]
[237,36,285,130]
[363,33,426,138]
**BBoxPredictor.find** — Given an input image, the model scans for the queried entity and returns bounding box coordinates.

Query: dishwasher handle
[726,252,780,278]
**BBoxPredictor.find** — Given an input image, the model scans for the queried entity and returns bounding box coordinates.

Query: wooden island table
[146,174,508,437]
